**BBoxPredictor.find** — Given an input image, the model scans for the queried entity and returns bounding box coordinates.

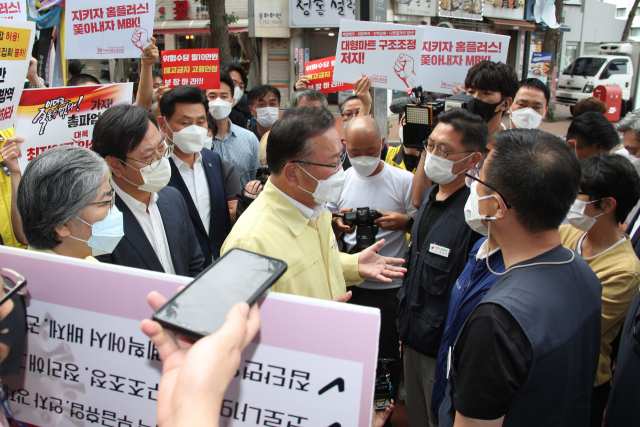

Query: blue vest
[440,246,602,427]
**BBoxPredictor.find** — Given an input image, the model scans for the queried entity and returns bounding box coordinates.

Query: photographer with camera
[327,115,416,379]
[411,61,519,209]
[396,108,487,427]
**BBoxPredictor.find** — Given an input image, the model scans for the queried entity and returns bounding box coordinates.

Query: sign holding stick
[64,0,155,59]
[334,20,425,91]
[161,48,220,90]
[304,56,354,94]
[14,83,134,172]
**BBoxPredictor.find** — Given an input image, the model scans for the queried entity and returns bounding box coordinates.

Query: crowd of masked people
[1,37,640,427]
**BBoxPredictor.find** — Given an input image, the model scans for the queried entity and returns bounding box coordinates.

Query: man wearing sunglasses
[396,109,487,427]
[221,106,407,302]
[92,104,205,277]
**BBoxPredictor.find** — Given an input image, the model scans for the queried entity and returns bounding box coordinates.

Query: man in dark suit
[92,103,204,277]
[626,210,640,258]
[157,85,231,267]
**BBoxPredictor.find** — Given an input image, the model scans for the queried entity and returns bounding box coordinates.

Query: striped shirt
[213,120,261,187]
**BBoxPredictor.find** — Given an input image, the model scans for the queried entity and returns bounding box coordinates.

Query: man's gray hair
[617,109,640,142]
[289,89,328,109]
[17,146,110,250]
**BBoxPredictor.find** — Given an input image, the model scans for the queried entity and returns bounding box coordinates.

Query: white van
[556,42,640,116]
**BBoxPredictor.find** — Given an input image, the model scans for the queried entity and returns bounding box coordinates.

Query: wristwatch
[405,215,414,230]
[34,78,45,88]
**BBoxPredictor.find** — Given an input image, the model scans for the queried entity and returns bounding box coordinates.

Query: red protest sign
[161,48,220,89]
[304,56,354,95]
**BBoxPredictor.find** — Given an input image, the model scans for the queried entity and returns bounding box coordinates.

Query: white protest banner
[417,26,509,94]
[334,20,425,91]
[0,246,381,427]
[64,0,155,59]
[0,1,26,20]
[0,18,34,130]
[14,83,133,172]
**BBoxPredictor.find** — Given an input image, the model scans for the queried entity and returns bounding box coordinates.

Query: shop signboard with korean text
[418,26,509,94]
[483,0,525,19]
[394,0,437,17]
[290,0,355,27]
[0,246,381,427]
[439,0,482,20]
[334,20,426,91]
[0,18,34,130]
[14,84,134,172]
[65,0,156,59]
[304,56,354,94]
[161,48,220,89]
[0,0,26,20]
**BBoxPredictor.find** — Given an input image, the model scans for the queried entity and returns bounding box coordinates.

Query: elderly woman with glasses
[17,145,123,261]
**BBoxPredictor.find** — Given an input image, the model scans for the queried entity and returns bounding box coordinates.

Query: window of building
[617,7,627,17]
[631,28,640,37]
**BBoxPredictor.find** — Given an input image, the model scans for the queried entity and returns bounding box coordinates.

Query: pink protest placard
[0,246,380,427]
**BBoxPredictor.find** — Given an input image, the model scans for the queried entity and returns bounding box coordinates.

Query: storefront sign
[65,0,156,59]
[173,0,188,20]
[290,0,355,28]
[304,56,354,94]
[417,26,509,93]
[0,245,381,427]
[334,20,426,91]
[483,0,525,19]
[394,0,437,17]
[14,84,134,172]
[161,48,220,90]
[527,51,551,83]
[0,18,34,130]
[0,1,26,20]
[438,0,483,21]
[298,48,304,76]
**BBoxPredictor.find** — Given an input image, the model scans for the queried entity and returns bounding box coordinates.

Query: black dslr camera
[255,166,270,187]
[402,86,476,151]
[341,207,383,253]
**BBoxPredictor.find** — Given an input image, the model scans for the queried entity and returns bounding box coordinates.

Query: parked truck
[556,42,640,117]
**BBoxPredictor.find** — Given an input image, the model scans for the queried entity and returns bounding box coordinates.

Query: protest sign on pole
[160,48,220,90]
[64,0,155,59]
[417,26,509,94]
[304,56,354,94]
[0,246,381,427]
[14,83,134,172]
[0,18,34,130]
[0,1,26,20]
[333,20,425,91]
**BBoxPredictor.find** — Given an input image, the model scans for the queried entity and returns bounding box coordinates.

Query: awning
[486,18,536,31]
[153,19,248,35]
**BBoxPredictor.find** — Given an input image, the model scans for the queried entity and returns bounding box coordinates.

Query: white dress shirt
[273,184,325,224]
[111,179,176,275]
[171,152,211,235]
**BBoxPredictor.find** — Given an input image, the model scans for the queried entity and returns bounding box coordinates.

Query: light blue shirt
[213,120,260,187]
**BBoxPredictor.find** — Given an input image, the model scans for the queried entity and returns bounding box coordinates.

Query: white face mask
[165,123,208,154]
[509,107,544,129]
[567,198,604,232]
[349,155,380,177]
[204,136,213,150]
[122,156,172,193]
[297,166,346,204]
[464,182,494,236]
[424,150,473,184]
[209,98,232,121]
[399,125,403,143]
[233,87,244,106]
[69,205,125,256]
[255,107,279,128]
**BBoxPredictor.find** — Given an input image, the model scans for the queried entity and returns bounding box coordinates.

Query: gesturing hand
[357,239,407,283]
[375,210,410,231]
[141,291,260,427]
[141,37,159,64]
[295,75,310,91]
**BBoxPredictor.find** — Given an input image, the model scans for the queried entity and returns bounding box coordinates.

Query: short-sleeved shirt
[222,160,242,203]
[213,120,261,187]
[327,162,417,289]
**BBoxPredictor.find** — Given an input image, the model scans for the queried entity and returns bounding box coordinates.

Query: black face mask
[469,97,504,122]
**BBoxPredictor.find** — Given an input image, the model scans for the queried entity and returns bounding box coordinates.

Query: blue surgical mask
[70,206,125,256]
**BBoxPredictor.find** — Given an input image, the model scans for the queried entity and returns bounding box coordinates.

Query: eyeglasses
[342,110,360,120]
[465,167,512,209]
[87,189,115,209]
[424,141,475,159]
[293,149,347,173]
[0,268,27,297]
[124,141,169,170]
